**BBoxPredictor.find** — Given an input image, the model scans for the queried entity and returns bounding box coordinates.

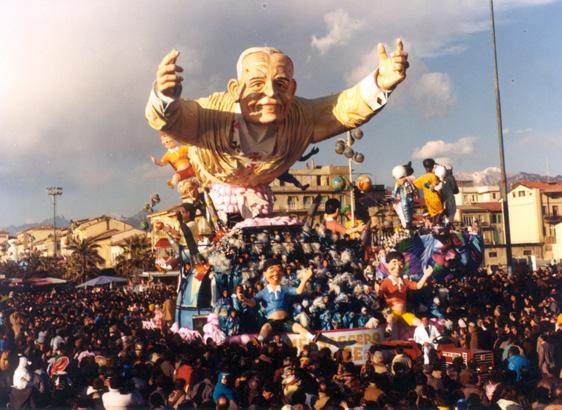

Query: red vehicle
[439,347,494,376]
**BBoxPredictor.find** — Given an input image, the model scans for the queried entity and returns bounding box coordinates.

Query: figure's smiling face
[265,264,283,285]
[231,52,296,125]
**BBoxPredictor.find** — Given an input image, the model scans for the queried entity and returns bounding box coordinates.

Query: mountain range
[456,167,562,186]
[4,168,562,235]
[2,211,146,235]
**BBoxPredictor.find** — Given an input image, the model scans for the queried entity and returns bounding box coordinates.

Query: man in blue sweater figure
[241,258,319,344]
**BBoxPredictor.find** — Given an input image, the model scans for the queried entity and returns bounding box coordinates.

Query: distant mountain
[457,167,562,187]
[2,216,70,235]
[1,210,150,236]
[120,210,147,230]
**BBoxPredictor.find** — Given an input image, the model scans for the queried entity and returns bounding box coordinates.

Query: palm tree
[115,234,154,276]
[65,237,104,282]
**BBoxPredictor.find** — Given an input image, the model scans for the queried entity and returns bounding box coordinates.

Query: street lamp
[46,186,63,257]
[334,128,365,226]
[489,0,513,274]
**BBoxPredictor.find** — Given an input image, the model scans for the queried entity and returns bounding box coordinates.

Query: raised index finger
[161,49,180,66]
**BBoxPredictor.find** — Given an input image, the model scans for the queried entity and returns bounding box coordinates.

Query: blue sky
[1,0,561,227]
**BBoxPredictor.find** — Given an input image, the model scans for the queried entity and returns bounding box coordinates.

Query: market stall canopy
[76,275,128,288]
[28,277,67,286]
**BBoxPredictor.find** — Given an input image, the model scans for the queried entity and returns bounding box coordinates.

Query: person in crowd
[0,221,560,409]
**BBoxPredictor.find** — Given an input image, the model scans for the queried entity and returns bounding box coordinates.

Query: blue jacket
[212,372,237,403]
[507,354,531,382]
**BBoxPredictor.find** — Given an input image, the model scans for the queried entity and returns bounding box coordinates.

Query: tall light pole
[46,187,63,257]
[335,128,365,226]
[489,0,513,273]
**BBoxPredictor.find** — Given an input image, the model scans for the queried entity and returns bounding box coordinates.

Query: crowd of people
[1,218,561,409]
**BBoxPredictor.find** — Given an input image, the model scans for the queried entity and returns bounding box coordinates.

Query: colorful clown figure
[392,165,418,229]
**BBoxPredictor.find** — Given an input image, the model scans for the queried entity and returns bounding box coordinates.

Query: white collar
[388,276,404,287]
[267,284,281,293]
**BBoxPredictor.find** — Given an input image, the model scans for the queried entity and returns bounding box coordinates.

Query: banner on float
[288,327,384,365]
[228,327,384,365]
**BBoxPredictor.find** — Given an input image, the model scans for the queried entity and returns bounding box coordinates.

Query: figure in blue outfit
[392,163,418,229]
[240,258,319,344]
[167,203,213,328]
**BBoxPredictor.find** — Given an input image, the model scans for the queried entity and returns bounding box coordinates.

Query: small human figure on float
[151,131,196,189]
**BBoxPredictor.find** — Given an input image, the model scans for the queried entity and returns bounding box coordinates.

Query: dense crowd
[1,224,561,409]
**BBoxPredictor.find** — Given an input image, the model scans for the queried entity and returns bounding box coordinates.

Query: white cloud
[411,72,456,118]
[411,136,478,161]
[0,0,557,225]
[311,9,365,54]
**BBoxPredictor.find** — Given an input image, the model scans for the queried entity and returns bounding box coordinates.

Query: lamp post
[144,193,161,250]
[46,186,63,257]
[335,128,365,226]
[489,0,513,274]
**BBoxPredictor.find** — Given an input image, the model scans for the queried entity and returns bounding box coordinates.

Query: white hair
[236,46,290,79]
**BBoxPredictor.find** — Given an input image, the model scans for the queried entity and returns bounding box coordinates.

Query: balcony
[544,215,562,224]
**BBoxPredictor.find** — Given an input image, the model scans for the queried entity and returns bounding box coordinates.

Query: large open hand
[376,38,409,91]
[156,49,184,98]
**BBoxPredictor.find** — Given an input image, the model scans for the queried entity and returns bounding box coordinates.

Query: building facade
[270,164,352,219]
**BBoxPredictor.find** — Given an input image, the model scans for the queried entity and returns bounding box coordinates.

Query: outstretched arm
[151,156,167,167]
[311,39,408,143]
[416,265,433,289]
[296,267,314,295]
[299,146,320,161]
[145,50,200,144]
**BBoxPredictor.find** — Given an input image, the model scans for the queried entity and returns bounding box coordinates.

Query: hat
[262,258,282,272]
[392,165,407,180]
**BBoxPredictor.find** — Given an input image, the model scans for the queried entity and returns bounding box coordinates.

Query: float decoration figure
[146,40,409,218]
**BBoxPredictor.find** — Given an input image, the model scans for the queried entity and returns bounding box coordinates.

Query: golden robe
[146,82,385,187]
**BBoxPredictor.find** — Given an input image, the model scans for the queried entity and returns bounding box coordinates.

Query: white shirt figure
[413,320,441,347]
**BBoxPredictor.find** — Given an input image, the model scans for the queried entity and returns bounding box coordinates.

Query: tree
[65,237,104,282]
[115,234,154,276]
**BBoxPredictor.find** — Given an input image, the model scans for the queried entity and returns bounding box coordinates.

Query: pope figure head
[228,47,297,125]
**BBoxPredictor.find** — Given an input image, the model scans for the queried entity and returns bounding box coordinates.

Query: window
[287,196,297,209]
[523,250,532,256]
[316,176,321,186]
[303,196,312,207]
[492,193,497,199]
[488,252,497,257]
[553,206,559,216]
[518,191,526,197]
[512,192,516,198]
